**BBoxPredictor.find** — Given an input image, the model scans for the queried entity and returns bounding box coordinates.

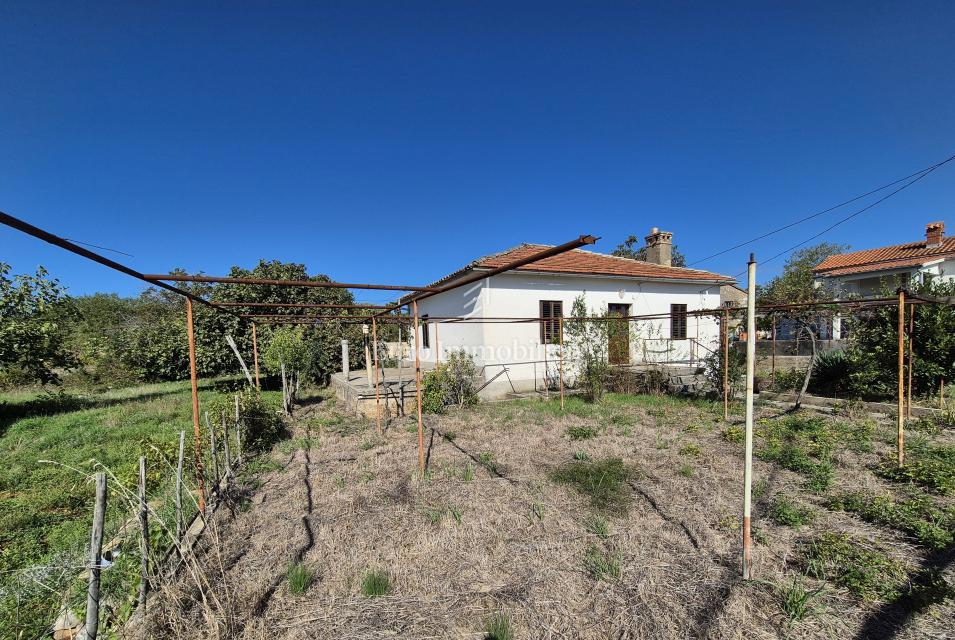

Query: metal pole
[185,298,206,513]
[372,317,382,435]
[722,309,729,421]
[413,300,425,475]
[771,316,776,386]
[742,254,757,580]
[907,304,914,418]
[175,431,185,543]
[85,472,107,640]
[434,321,440,365]
[137,456,149,608]
[559,316,565,411]
[397,317,404,417]
[251,322,261,389]
[897,289,906,467]
[363,324,373,389]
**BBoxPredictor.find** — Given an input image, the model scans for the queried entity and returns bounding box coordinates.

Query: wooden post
[413,300,425,475]
[941,378,946,409]
[137,456,149,608]
[770,316,776,386]
[185,298,206,513]
[251,322,261,389]
[897,289,906,467]
[234,394,242,464]
[722,309,729,421]
[175,431,185,542]
[206,411,219,485]
[224,334,254,386]
[907,304,914,418]
[222,413,233,476]
[372,317,382,435]
[742,254,757,580]
[85,472,107,640]
[396,317,404,417]
[281,362,289,417]
[558,316,565,411]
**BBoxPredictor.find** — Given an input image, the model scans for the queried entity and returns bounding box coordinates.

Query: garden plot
[151,391,955,640]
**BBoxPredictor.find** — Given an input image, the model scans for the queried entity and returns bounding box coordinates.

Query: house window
[420,316,430,348]
[670,304,687,340]
[540,300,563,344]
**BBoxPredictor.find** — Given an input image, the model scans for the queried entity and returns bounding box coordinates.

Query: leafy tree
[564,295,612,402]
[757,243,848,305]
[0,264,77,385]
[611,236,687,267]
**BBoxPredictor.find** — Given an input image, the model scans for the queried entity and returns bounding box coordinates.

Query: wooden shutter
[420,316,430,348]
[670,304,687,340]
[540,301,563,344]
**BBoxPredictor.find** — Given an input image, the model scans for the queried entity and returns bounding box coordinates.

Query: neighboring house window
[420,316,430,348]
[670,304,687,340]
[540,300,563,344]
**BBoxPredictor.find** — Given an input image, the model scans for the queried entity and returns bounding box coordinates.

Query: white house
[813,221,953,338]
[402,229,735,397]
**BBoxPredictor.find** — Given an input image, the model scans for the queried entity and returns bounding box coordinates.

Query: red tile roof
[428,243,733,287]
[814,236,955,278]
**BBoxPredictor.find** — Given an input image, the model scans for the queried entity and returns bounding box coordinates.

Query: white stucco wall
[409,271,723,393]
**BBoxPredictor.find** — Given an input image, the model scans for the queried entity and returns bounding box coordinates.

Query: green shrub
[679,443,702,458]
[585,515,610,538]
[206,387,285,451]
[420,351,479,413]
[286,561,314,595]
[551,457,632,513]
[756,415,836,492]
[801,532,906,600]
[573,450,590,461]
[360,568,391,597]
[771,368,806,393]
[567,425,597,440]
[809,349,857,397]
[826,491,955,549]
[876,443,955,495]
[768,495,815,527]
[678,464,694,477]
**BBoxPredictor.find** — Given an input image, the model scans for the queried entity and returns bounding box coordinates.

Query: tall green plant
[564,295,611,402]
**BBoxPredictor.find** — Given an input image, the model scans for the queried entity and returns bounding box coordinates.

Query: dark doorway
[607,303,630,365]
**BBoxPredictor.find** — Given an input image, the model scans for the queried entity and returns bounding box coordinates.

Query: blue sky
[2,1,953,304]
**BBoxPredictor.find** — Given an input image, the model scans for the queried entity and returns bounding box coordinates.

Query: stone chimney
[644,227,673,267]
[925,221,944,248]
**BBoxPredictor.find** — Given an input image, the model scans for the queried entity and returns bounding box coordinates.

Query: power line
[729,157,953,279]
[690,152,955,266]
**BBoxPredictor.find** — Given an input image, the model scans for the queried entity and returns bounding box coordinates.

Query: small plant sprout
[448,503,463,524]
[584,544,621,580]
[287,561,314,595]
[484,611,514,640]
[679,443,702,458]
[461,463,475,482]
[360,568,391,597]
[678,464,694,477]
[567,425,597,440]
[531,502,545,521]
[777,576,824,623]
[585,515,610,538]
[573,450,590,461]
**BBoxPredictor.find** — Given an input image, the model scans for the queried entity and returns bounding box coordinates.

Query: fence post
[185,298,206,513]
[897,289,906,467]
[222,413,233,477]
[742,254,757,580]
[206,411,219,486]
[281,362,289,417]
[413,300,424,476]
[175,431,185,543]
[722,309,729,421]
[85,472,107,640]
[372,317,382,435]
[234,394,242,465]
[137,456,149,608]
[559,316,565,412]
[251,322,261,389]
[907,304,914,418]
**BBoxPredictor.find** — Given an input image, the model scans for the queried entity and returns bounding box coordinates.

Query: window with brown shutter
[670,304,687,340]
[540,300,563,344]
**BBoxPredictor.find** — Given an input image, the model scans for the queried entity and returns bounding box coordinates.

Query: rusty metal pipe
[214,301,393,309]
[145,273,437,292]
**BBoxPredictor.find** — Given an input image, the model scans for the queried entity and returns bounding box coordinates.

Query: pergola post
[742,254,757,580]
[722,308,729,421]
[251,322,261,389]
[558,316,565,411]
[185,298,206,513]
[413,301,425,475]
[372,317,382,436]
[907,304,914,418]
[897,289,906,467]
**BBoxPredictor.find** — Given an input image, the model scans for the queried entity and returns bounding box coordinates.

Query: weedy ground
[150,390,953,639]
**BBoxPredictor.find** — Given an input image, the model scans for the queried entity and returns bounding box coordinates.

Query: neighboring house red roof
[426,243,734,288]
[814,236,955,278]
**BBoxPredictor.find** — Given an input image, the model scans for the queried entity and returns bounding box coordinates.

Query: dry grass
[144,391,955,639]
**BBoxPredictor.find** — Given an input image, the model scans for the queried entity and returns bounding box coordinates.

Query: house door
[607,304,630,365]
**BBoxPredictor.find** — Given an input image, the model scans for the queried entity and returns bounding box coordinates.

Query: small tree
[564,295,612,402]
[419,350,478,413]
[612,236,687,267]
[0,264,77,385]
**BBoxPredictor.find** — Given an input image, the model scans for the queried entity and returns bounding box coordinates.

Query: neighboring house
[814,221,953,296]
[813,221,953,338]
[402,228,735,397]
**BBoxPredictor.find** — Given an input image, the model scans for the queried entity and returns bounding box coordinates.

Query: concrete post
[341,339,350,379]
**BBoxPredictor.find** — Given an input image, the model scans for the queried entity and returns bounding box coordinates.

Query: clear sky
[2,1,953,304]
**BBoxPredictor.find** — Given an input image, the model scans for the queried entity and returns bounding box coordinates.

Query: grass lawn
[0,377,280,639]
